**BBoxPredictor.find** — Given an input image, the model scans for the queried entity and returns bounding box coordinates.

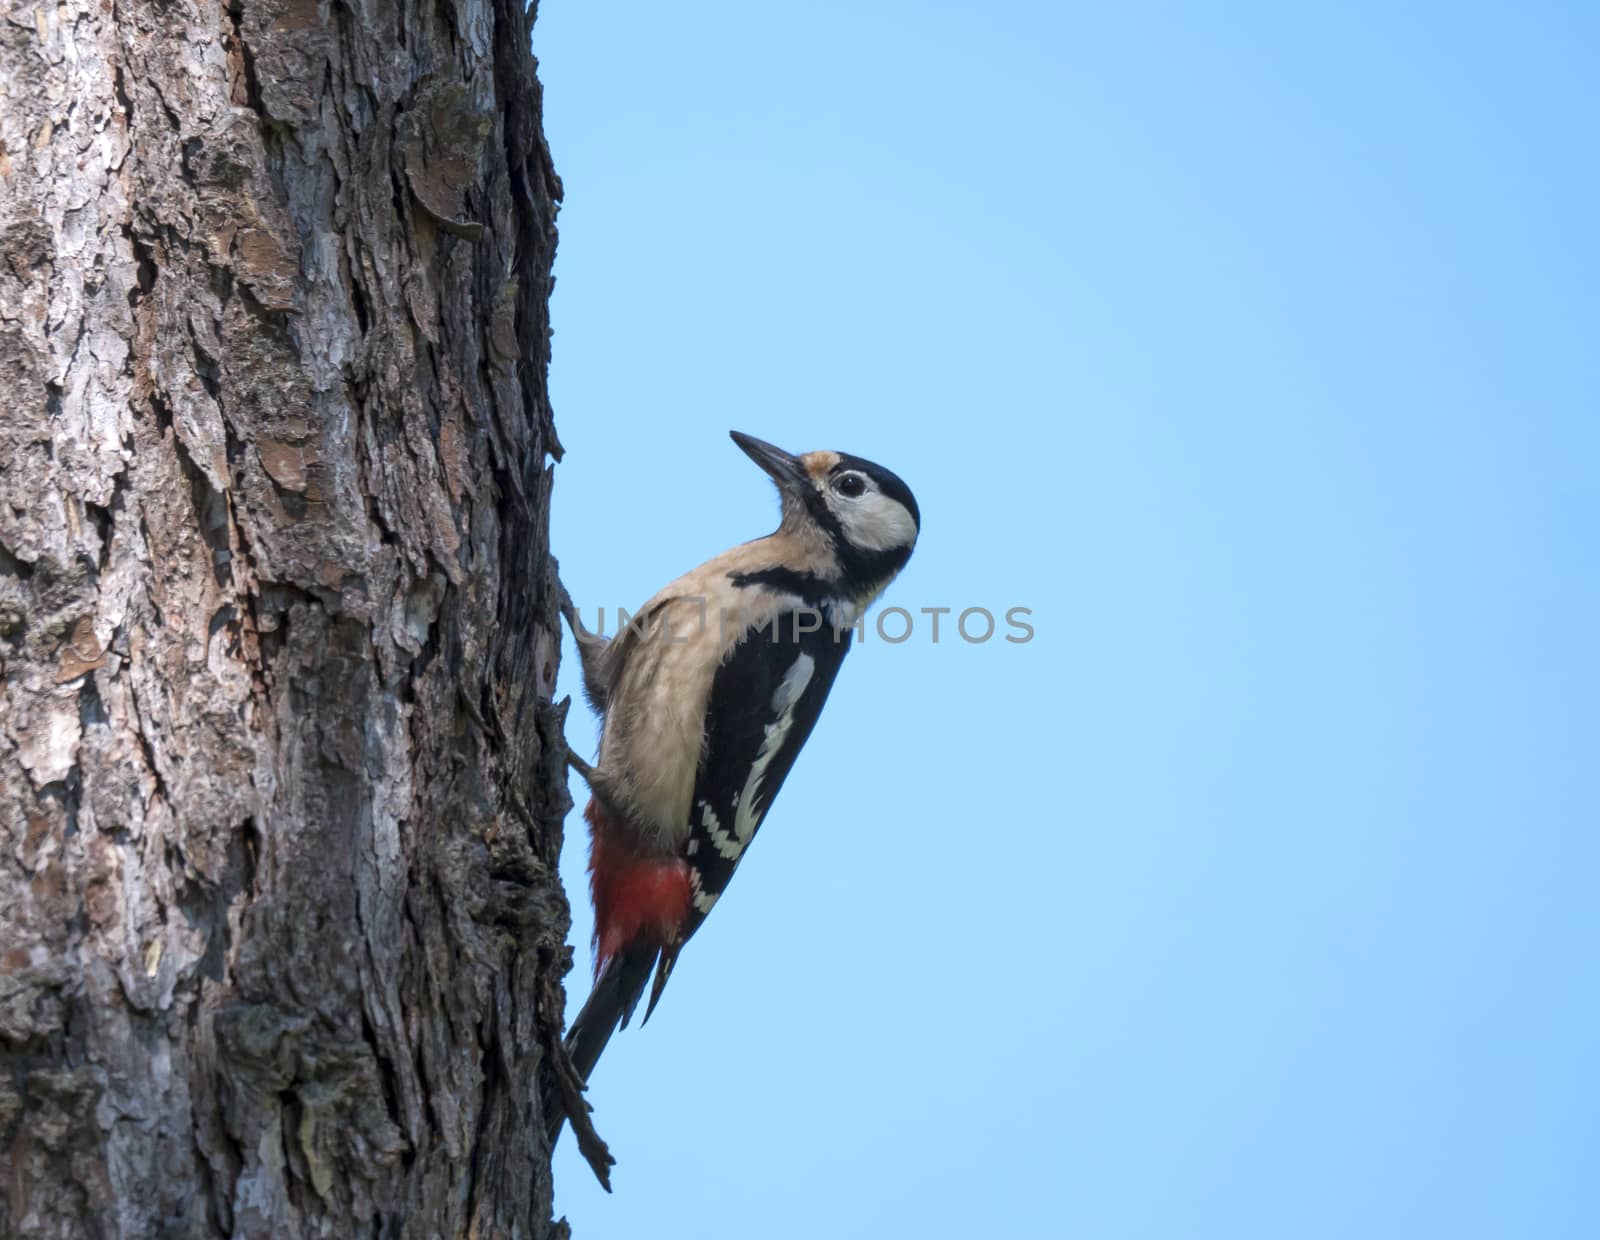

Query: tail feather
[571,946,656,1077]
[547,946,657,1146]
[548,794,693,1156]
[641,942,682,1026]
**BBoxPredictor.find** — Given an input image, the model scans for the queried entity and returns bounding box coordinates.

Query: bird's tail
[546,945,657,1145]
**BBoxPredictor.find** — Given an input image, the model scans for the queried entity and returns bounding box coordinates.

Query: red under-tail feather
[552,800,693,1132]
[585,799,691,970]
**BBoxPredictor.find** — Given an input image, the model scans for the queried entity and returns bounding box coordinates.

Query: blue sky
[534,3,1599,1236]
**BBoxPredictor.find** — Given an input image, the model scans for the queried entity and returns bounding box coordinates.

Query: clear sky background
[533,3,1598,1236]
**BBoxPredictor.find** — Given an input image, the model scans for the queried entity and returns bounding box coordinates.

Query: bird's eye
[834,473,867,499]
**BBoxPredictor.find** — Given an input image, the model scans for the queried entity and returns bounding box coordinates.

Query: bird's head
[731,430,919,594]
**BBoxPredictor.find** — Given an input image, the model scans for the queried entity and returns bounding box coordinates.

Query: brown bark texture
[0,0,574,1234]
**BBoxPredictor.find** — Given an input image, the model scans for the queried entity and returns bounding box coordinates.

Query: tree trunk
[0,0,573,1234]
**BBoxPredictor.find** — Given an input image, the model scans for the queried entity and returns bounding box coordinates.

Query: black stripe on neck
[834,540,912,592]
[728,567,834,607]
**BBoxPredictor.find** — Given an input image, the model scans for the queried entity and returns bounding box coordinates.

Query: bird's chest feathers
[602,586,798,846]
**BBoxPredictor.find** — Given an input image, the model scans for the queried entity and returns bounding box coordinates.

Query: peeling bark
[0,0,573,1234]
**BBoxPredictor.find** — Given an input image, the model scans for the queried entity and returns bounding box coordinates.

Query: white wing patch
[703,802,742,861]
[690,865,719,914]
[733,652,816,845]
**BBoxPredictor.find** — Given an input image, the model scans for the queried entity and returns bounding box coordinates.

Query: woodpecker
[555,430,919,1111]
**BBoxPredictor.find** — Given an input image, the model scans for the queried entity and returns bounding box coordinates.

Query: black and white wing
[642,611,852,1018]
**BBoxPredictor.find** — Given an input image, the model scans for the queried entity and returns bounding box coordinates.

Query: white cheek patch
[840,495,918,551]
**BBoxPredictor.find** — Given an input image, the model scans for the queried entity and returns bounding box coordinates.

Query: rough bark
[0,0,573,1234]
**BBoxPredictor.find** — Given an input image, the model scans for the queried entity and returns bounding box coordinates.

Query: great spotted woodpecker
[553,431,919,1132]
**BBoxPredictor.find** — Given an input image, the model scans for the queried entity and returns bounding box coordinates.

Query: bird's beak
[730,431,808,494]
